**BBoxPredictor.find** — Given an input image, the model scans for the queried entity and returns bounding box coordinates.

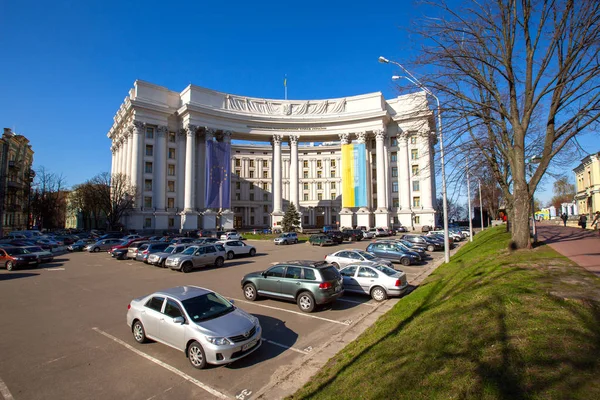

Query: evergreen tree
[281,202,300,232]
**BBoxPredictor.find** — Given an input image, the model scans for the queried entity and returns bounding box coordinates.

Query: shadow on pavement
[0,272,40,281]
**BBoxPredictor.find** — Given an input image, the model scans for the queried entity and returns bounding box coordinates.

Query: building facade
[107,81,437,232]
[574,152,600,217]
[0,128,34,236]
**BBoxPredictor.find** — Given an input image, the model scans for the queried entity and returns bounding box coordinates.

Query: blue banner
[353,143,367,207]
[205,140,231,209]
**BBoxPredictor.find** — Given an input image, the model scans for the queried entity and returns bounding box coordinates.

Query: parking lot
[0,238,452,400]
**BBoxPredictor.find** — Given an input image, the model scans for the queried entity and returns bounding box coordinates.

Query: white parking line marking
[44,267,65,271]
[92,328,231,399]
[261,339,309,354]
[230,298,350,326]
[336,298,376,306]
[0,376,15,400]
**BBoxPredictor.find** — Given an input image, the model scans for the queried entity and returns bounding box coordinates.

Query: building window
[392,182,398,193]
[391,152,397,162]
[249,182,254,189]
[414,216,420,224]
[263,160,268,168]
[412,165,419,176]
[331,182,336,190]
[145,145,153,157]
[167,164,175,176]
[263,216,268,225]
[331,170,335,178]
[263,205,268,213]
[410,136,417,144]
[167,198,174,208]
[392,198,399,207]
[235,193,241,201]
[235,182,241,190]
[317,193,323,200]
[262,183,268,190]
[168,132,176,142]
[413,196,421,207]
[249,160,255,168]
[303,183,308,190]
[413,181,420,191]
[250,193,255,201]
[303,160,309,168]
[391,137,398,146]
[145,127,154,139]
[167,181,175,192]
[263,193,269,201]
[145,179,152,191]
[392,167,398,177]
[144,197,152,208]
[317,160,322,168]
[317,171,322,178]
[303,193,309,201]
[168,148,175,159]
[411,149,419,160]
[331,159,336,167]
[304,215,309,224]
[145,162,153,174]
[317,182,323,190]
[235,169,241,176]
[303,171,309,179]
[249,171,254,178]
[168,217,174,227]
[144,218,152,228]
[330,192,336,200]
[235,159,241,167]
[263,171,268,179]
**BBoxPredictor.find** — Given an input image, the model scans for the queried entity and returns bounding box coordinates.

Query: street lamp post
[380,56,450,263]
[526,155,542,243]
[466,156,473,242]
[478,180,484,231]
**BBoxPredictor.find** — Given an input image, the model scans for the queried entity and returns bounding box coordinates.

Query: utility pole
[479,180,484,231]
[466,157,473,242]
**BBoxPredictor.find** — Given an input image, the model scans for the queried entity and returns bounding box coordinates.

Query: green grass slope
[290,227,600,400]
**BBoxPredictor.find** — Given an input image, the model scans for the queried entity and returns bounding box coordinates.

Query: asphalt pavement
[537,224,600,276]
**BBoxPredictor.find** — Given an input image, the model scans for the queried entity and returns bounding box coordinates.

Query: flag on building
[205,139,231,209]
[341,142,367,207]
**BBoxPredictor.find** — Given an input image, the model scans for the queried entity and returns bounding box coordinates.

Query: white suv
[220,231,242,240]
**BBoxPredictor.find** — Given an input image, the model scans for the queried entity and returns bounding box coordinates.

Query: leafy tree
[281,202,300,232]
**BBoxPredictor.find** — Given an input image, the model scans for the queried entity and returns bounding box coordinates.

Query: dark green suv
[308,234,334,246]
[241,260,344,312]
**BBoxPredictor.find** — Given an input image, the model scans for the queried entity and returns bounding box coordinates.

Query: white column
[126,131,133,184]
[221,130,232,209]
[176,130,186,209]
[399,132,411,210]
[184,124,197,211]
[154,126,168,210]
[110,146,116,176]
[120,136,127,178]
[272,134,283,213]
[131,121,144,193]
[384,137,391,210]
[420,130,433,209]
[375,129,387,210]
[289,135,300,209]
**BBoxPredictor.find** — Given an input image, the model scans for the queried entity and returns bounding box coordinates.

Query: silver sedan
[324,249,393,269]
[339,263,409,301]
[126,286,261,369]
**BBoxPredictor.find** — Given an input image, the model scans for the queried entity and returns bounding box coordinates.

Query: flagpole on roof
[284,75,287,100]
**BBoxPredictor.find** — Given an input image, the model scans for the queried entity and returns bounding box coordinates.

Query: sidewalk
[537,224,600,276]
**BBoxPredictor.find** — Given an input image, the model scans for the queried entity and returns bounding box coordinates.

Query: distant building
[560,201,578,217]
[0,128,34,236]
[574,152,600,217]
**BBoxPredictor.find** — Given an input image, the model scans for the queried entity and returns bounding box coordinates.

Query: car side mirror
[229,299,235,305]
[261,271,267,277]
[173,316,185,324]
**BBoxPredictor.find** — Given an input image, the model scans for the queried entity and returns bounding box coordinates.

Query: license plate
[241,339,258,352]
[29,261,38,264]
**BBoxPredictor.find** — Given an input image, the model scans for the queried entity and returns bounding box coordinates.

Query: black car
[326,231,345,244]
[343,230,364,242]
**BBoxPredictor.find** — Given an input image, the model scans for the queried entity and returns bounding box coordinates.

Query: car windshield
[182,292,234,322]
[6,248,30,255]
[372,264,399,276]
[181,247,196,255]
[164,246,175,253]
[357,251,376,260]
[24,246,44,252]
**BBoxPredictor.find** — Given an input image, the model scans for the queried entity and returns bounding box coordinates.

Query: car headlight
[206,336,233,346]
[14,257,24,261]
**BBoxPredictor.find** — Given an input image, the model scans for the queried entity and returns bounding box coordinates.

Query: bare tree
[88,172,138,230]
[409,0,600,248]
[550,176,576,210]
[30,166,68,230]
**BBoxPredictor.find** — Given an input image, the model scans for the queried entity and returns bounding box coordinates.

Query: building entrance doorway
[316,216,325,228]
[234,216,242,229]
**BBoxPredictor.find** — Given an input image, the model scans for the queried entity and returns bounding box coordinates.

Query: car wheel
[297,292,315,313]
[401,257,411,266]
[243,283,258,301]
[6,261,14,271]
[320,242,324,247]
[427,245,435,252]
[227,251,234,260]
[371,286,388,302]
[160,260,167,268]
[93,247,100,253]
[249,248,256,256]
[283,240,288,245]
[182,262,192,273]
[331,262,339,269]
[187,341,207,369]
[132,320,147,343]
[214,257,224,268]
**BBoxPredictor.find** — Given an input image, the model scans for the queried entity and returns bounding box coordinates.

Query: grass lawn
[290,227,600,400]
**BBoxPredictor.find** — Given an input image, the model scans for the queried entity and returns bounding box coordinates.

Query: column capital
[338,132,349,145]
[355,131,367,144]
[132,120,145,133]
[156,126,168,137]
[184,124,198,137]
[374,129,387,141]
[271,134,283,145]
[222,130,232,143]
[288,134,300,145]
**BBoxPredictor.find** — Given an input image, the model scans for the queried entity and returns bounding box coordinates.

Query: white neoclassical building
[107,80,437,232]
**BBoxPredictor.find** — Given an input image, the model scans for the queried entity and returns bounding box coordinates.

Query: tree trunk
[512,185,532,249]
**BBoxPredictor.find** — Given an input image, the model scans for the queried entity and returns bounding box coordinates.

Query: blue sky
[1,0,595,205]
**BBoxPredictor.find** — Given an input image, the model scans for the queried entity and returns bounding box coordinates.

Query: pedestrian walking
[561,213,568,227]
[578,214,587,230]
[592,211,600,236]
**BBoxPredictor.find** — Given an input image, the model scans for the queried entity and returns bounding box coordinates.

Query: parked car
[135,242,171,263]
[382,240,428,259]
[220,231,243,241]
[122,234,142,241]
[339,263,409,301]
[169,237,197,245]
[147,244,190,268]
[165,244,226,273]
[368,228,389,237]
[273,232,298,245]
[86,238,124,252]
[126,286,261,369]
[324,249,393,269]
[428,230,462,242]
[401,234,443,252]
[326,231,345,244]
[241,260,344,312]
[399,239,427,252]
[308,234,334,247]
[217,240,257,260]
[0,246,39,270]
[22,246,54,264]
[342,229,364,242]
[362,230,376,239]
[99,232,126,240]
[195,237,220,245]
[366,242,421,266]
[126,240,151,259]
[68,238,96,252]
